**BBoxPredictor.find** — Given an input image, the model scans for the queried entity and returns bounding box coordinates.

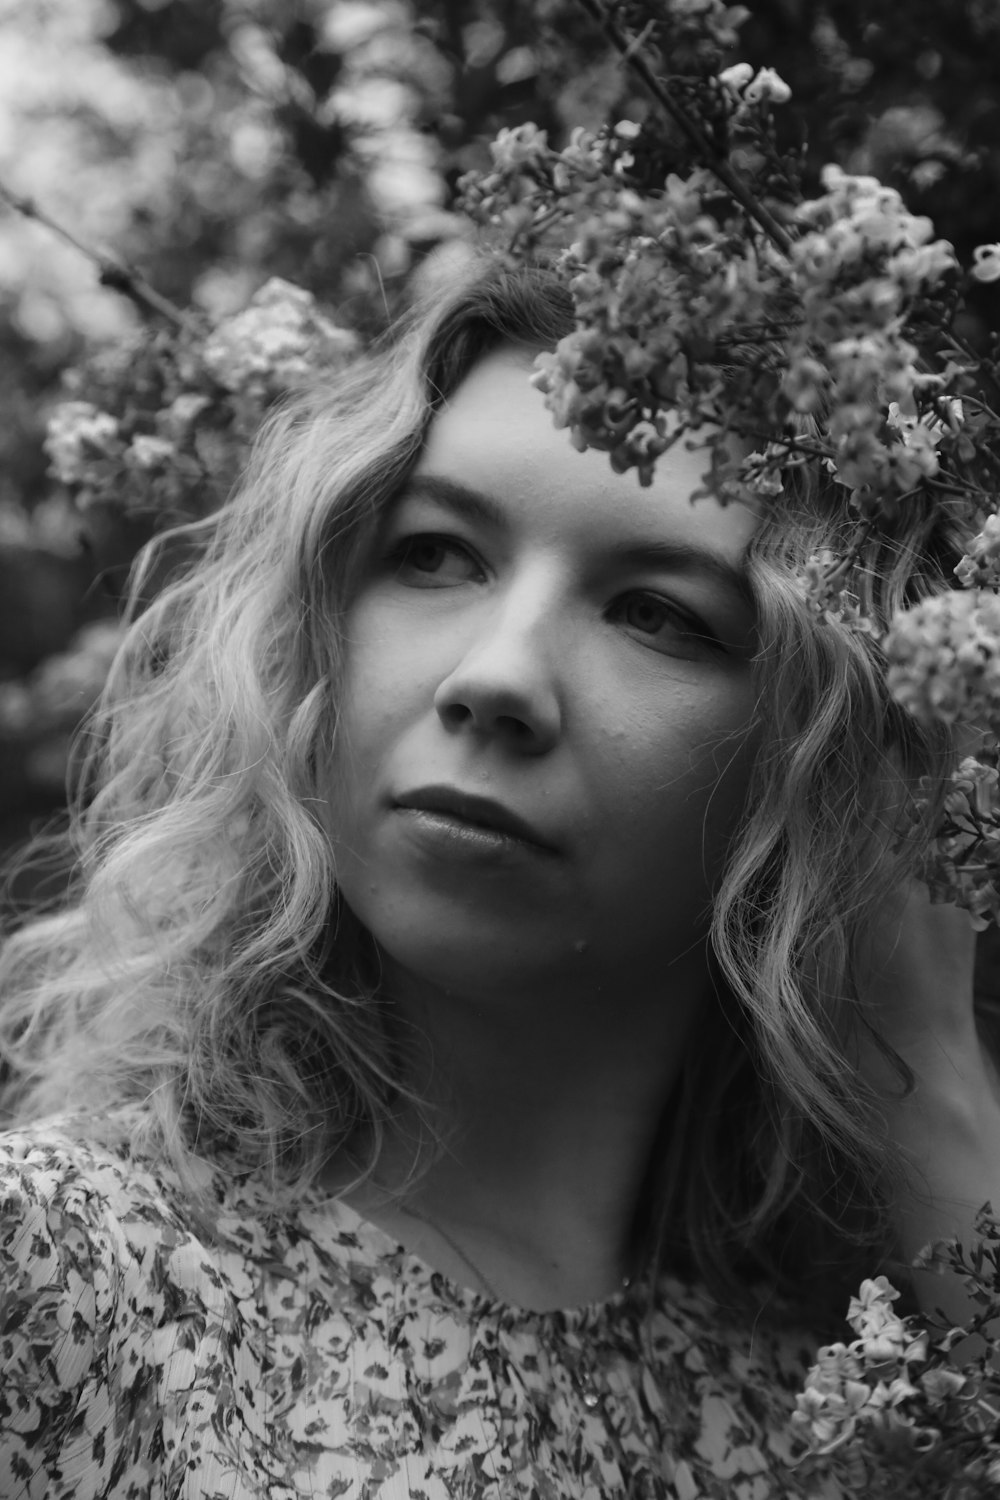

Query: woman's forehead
[419,345,761,565]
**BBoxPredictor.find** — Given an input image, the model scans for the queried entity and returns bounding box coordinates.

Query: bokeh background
[1,0,999,950]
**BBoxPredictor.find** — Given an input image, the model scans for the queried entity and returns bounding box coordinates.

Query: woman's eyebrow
[405,474,752,609]
[404,475,506,528]
[615,540,754,609]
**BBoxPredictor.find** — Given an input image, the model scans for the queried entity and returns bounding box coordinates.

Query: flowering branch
[38,277,358,534]
[572,0,794,253]
[793,1206,1000,1495]
[0,179,195,331]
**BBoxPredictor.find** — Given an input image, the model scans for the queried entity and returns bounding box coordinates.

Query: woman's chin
[370,922,592,1005]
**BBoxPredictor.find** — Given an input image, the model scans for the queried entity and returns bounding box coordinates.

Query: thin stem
[0,180,195,332]
[962,394,1000,428]
[825,517,877,581]
[509,203,566,254]
[927,477,997,501]
[572,0,794,255]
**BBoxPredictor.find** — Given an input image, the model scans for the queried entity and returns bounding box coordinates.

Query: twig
[572,0,794,256]
[0,180,195,332]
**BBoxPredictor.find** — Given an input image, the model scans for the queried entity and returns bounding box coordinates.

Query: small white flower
[937,395,964,429]
[718,62,754,93]
[972,243,1000,283]
[126,435,175,470]
[744,67,792,105]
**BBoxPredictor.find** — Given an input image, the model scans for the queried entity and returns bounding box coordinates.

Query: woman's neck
[339,954,711,1309]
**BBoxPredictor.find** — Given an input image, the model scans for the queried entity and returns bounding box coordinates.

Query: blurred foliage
[0,0,999,958]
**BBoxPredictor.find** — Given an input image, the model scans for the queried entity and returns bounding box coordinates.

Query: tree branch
[0,180,196,332]
[572,0,794,255]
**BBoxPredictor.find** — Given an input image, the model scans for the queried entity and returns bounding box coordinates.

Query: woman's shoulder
[3,1104,184,1216]
[0,1109,288,1499]
[0,1109,396,1500]
[0,1106,232,1298]
[1,1106,194,1318]
[0,1106,402,1324]
[0,1116,133,1495]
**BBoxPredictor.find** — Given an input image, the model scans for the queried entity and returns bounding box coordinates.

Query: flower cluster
[44,402,122,487]
[783,166,959,518]
[462,109,799,482]
[798,548,879,636]
[885,591,1000,729]
[461,98,994,530]
[794,1208,1000,1495]
[527,173,780,482]
[199,277,358,400]
[43,278,358,525]
[912,747,1000,928]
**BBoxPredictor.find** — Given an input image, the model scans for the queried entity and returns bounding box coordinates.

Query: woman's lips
[392,786,557,854]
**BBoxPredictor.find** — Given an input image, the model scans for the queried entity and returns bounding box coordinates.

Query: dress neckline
[288,1185,647,1331]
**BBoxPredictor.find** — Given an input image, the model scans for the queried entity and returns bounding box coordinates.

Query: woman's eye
[611,593,715,651]
[389,534,482,587]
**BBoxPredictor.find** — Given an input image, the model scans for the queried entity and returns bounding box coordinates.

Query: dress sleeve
[0,1139,133,1500]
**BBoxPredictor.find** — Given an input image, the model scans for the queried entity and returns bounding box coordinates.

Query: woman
[0,259,995,1499]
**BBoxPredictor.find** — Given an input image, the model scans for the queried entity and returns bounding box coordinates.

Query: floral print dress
[0,1113,837,1500]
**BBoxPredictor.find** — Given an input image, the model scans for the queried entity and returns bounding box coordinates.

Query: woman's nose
[433,585,562,754]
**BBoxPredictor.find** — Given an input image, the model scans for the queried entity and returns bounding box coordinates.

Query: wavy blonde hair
[0,259,966,1312]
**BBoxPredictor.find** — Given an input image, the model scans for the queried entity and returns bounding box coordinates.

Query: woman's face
[327,345,761,1002]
